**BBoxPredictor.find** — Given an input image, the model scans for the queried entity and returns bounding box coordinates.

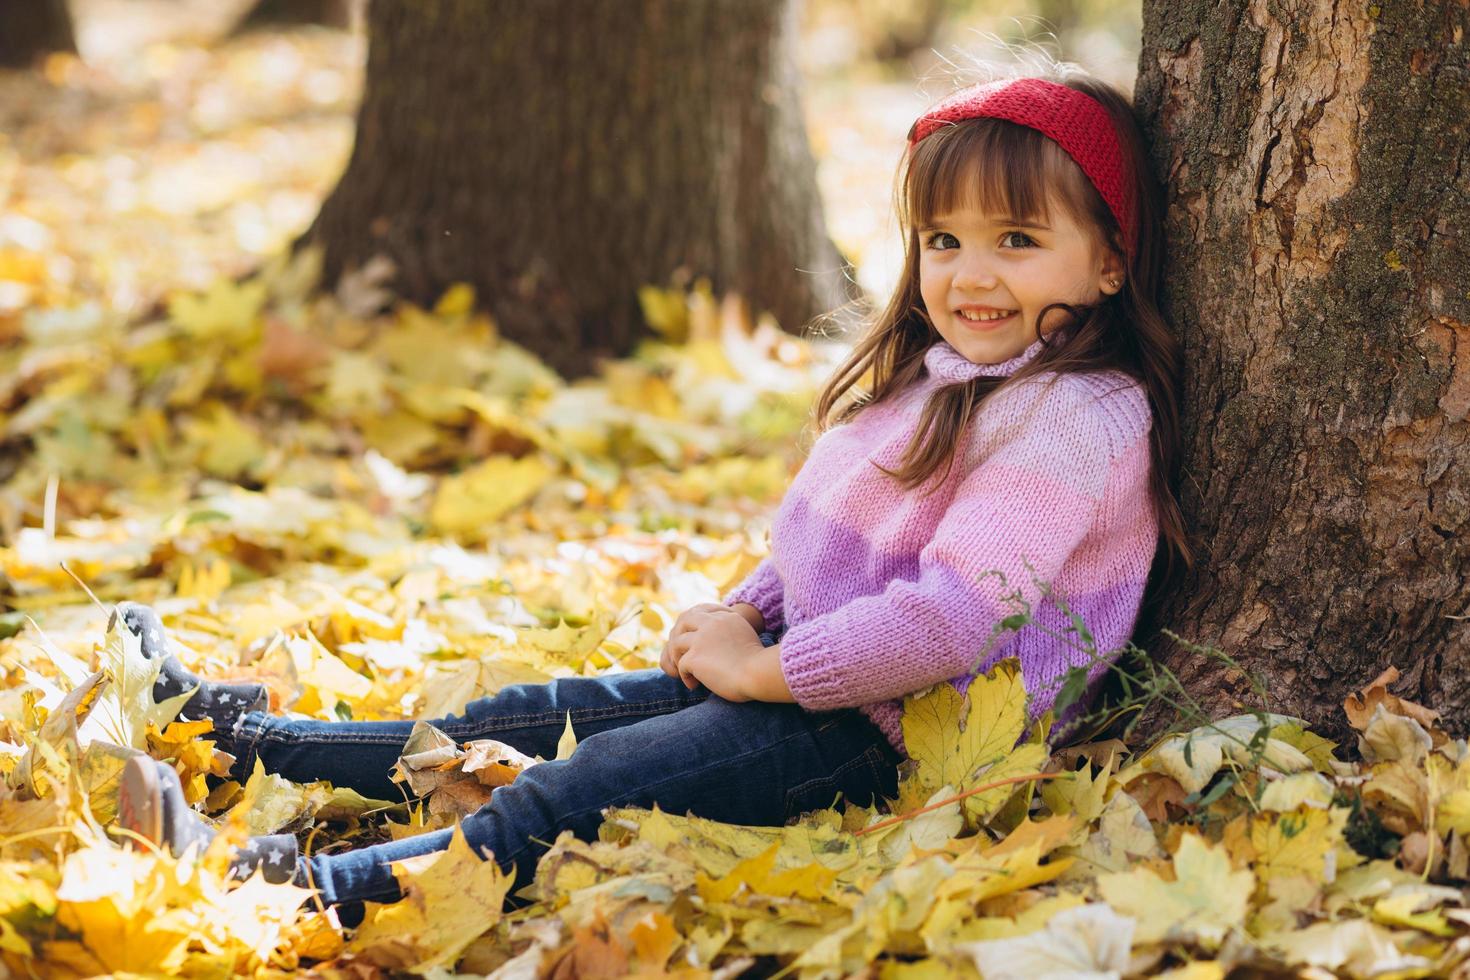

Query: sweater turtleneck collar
[923,328,1065,383]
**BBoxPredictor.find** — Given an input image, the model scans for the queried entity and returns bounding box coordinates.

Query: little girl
[117,67,1190,909]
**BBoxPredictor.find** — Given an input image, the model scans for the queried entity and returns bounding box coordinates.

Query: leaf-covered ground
[5,16,1470,980]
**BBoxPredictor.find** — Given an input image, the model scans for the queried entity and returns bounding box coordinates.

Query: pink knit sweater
[724,333,1159,756]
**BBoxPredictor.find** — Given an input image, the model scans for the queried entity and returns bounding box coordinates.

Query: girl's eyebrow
[918,216,1052,231]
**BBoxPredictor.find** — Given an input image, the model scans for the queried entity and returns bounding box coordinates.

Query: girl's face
[916,193,1124,365]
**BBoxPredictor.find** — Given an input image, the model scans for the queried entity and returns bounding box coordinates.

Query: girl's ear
[1098,247,1126,296]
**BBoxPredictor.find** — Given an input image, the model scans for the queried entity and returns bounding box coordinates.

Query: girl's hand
[727,602,765,633]
[660,605,765,700]
[659,603,727,680]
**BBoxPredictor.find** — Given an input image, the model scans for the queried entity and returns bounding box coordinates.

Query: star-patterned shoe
[117,756,302,884]
[116,602,269,734]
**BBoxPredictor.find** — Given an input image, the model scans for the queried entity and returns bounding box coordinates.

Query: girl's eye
[924,232,959,250]
[1000,231,1036,248]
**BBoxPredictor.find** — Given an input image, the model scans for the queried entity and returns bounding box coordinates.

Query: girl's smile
[917,196,1123,364]
[954,305,1018,327]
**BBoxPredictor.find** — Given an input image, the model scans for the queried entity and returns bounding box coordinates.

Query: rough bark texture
[1133,1,1470,741]
[0,0,77,68]
[232,0,355,33]
[306,0,855,378]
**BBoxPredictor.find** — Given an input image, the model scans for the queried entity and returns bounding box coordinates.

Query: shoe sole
[118,756,164,847]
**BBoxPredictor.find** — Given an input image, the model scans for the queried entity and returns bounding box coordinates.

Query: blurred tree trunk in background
[1033,0,1083,39]
[860,0,945,63]
[305,0,855,378]
[0,0,77,68]
[232,0,355,33]
[1131,1,1470,740]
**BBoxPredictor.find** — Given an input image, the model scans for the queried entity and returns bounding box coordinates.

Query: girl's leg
[223,668,709,800]
[305,694,902,907]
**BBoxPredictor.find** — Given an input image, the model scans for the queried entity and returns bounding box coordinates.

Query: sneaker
[117,755,301,884]
[116,602,269,733]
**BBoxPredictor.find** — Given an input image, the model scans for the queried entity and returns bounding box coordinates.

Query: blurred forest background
[6,0,1470,976]
[0,0,1140,331]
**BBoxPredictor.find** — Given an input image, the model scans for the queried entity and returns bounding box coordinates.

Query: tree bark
[0,0,77,68]
[1133,1,1470,741]
[305,0,856,378]
[232,0,355,33]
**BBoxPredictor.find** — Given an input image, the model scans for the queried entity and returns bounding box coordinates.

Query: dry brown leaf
[1343,666,1443,734]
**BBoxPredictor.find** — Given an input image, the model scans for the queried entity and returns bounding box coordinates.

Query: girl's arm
[721,557,785,635]
[744,643,795,702]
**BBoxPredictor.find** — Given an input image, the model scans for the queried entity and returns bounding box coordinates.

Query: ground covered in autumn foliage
[5,15,1470,980]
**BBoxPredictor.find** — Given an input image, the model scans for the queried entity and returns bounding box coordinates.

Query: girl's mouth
[955,309,1017,329]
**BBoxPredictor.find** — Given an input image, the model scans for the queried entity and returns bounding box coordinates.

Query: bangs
[906,118,1091,230]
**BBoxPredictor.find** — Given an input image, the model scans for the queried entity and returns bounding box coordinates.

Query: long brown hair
[812,67,1194,603]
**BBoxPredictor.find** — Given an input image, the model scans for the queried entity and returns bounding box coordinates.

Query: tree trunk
[1132,0,1470,742]
[860,0,945,64]
[305,0,856,378]
[0,0,77,68]
[232,0,356,33]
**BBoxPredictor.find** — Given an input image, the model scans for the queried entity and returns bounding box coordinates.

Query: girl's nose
[952,255,998,291]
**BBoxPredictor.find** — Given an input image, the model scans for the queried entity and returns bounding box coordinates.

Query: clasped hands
[659,602,784,702]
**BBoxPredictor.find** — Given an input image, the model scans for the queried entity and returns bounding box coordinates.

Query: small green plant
[967,561,1285,783]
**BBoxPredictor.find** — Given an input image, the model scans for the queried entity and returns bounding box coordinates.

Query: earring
[1107,278,1121,291]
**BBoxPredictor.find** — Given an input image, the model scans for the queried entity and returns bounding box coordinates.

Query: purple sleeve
[721,557,785,634]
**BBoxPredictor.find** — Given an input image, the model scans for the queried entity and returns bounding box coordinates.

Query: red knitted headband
[907,78,1137,260]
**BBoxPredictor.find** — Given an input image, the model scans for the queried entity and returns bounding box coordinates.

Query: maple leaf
[1343,666,1443,734]
[1371,891,1456,937]
[258,315,332,391]
[167,277,267,342]
[54,843,197,973]
[349,823,513,973]
[1258,772,1335,812]
[1250,806,1349,885]
[228,757,333,836]
[181,402,268,479]
[1040,757,1110,829]
[1139,713,1312,795]
[627,908,680,972]
[323,349,391,416]
[873,784,964,864]
[1358,702,1433,764]
[1061,789,1163,877]
[1364,757,1431,833]
[1264,919,1433,975]
[460,737,537,788]
[146,717,226,773]
[605,804,878,892]
[90,612,196,751]
[696,841,839,903]
[517,613,617,670]
[430,454,556,534]
[10,668,108,796]
[1432,753,1470,836]
[0,858,59,959]
[389,722,540,818]
[958,902,1134,979]
[1097,833,1253,949]
[278,632,372,718]
[901,659,1046,823]
[930,829,1074,912]
[194,868,315,962]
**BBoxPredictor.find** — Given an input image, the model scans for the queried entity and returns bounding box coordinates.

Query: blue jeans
[224,634,900,907]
